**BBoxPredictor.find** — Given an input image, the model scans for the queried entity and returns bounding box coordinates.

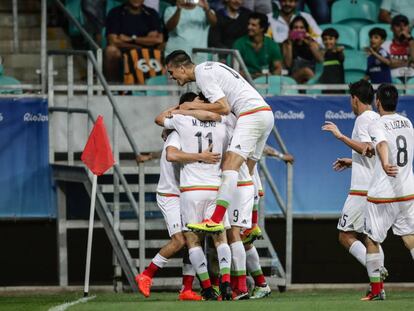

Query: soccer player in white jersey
[155,103,233,300]
[362,84,414,300]
[322,80,387,276]
[165,50,274,233]
[136,94,221,300]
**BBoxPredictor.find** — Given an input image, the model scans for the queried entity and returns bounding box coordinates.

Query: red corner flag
[81,115,115,176]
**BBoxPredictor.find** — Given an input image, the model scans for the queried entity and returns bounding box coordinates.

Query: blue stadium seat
[331,0,378,32]
[345,70,366,84]
[145,75,169,96]
[0,65,22,94]
[359,24,393,50]
[320,24,358,50]
[404,77,414,95]
[65,0,84,36]
[344,50,367,72]
[254,75,298,96]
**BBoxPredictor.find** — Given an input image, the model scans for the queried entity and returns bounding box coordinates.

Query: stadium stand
[0,62,22,94]
[320,23,358,50]
[254,75,298,96]
[331,0,378,32]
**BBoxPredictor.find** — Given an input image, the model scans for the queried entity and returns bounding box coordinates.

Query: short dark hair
[369,27,387,40]
[289,15,310,32]
[376,83,398,112]
[391,14,409,26]
[179,92,198,104]
[321,28,339,39]
[349,79,374,105]
[165,50,193,68]
[249,12,269,33]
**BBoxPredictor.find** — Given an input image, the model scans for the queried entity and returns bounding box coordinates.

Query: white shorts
[228,184,254,228]
[364,200,414,243]
[156,194,182,237]
[228,110,274,161]
[337,194,367,233]
[180,190,230,231]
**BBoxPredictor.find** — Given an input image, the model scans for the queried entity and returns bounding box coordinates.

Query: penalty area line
[48,295,96,311]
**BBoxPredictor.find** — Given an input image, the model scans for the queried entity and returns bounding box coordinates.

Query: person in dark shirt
[282,15,323,83]
[208,0,251,50]
[104,0,163,82]
[318,28,345,93]
[365,27,392,84]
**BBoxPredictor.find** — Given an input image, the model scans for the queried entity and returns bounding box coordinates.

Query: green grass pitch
[1,290,414,311]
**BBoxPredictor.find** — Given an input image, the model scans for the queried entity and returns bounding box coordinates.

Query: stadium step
[0,13,40,27]
[0,0,41,12]
[0,39,69,53]
[2,53,68,69]
[0,27,66,40]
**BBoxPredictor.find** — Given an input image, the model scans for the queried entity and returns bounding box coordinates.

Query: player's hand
[382,163,398,177]
[333,158,352,171]
[322,121,343,139]
[362,143,375,158]
[283,153,295,164]
[199,144,221,164]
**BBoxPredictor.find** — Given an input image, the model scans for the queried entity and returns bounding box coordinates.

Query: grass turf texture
[1,290,414,311]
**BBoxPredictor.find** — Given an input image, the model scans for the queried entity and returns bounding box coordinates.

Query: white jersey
[156,131,181,196]
[367,113,414,203]
[195,62,270,118]
[349,110,379,195]
[223,113,252,184]
[164,114,227,191]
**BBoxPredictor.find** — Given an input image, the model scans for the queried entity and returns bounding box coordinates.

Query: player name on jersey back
[195,62,270,117]
[368,114,414,203]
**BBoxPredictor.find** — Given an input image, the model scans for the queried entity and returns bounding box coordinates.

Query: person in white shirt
[322,80,386,284]
[165,50,274,234]
[362,83,414,300]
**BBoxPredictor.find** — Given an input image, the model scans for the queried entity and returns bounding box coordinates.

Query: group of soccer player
[323,80,414,300]
[135,50,278,301]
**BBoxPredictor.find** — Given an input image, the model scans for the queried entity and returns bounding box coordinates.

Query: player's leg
[211,231,233,300]
[392,200,414,261]
[179,247,203,301]
[245,243,271,299]
[136,196,185,297]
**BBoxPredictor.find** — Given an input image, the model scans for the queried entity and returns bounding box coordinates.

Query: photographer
[382,14,414,82]
[282,15,323,84]
[164,0,217,63]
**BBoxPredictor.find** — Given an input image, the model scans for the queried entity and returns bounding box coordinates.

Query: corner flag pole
[84,173,98,297]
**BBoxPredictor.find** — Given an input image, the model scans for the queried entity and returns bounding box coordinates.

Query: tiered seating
[254,76,298,96]
[331,0,378,32]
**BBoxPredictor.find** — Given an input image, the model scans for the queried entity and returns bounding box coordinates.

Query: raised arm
[179,97,230,115]
[172,109,222,121]
[166,145,221,164]
[154,105,178,126]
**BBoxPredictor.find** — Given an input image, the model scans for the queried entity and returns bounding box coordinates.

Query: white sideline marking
[48,295,96,311]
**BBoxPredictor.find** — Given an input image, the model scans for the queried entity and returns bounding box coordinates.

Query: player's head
[348,79,374,115]
[179,92,198,104]
[376,83,398,113]
[161,129,173,141]
[165,50,195,86]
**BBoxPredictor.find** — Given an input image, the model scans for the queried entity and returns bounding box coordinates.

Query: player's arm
[154,105,179,126]
[171,109,221,121]
[376,141,398,177]
[333,158,352,172]
[166,145,221,164]
[179,97,230,115]
[322,121,372,155]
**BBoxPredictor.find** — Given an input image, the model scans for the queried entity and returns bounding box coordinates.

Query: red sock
[254,274,266,287]
[182,275,194,292]
[211,204,227,223]
[252,210,258,225]
[221,273,230,283]
[210,275,220,287]
[201,279,211,289]
[230,275,237,290]
[237,275,247,292]
[371,282,382,295]
[142,262,160,278]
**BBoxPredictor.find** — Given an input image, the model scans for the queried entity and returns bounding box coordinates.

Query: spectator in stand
[208,0,251,50]
[164,0,217,64]
[365,27,392,84]
[233,12,283,78]
[318,28,345,93]
[382,14,414,82]
[282,15,323,83]
[243,0,272,14]
[297,0,332,24]
[268,0,322,45]
[379,0,414,26]
[104,0,163,82]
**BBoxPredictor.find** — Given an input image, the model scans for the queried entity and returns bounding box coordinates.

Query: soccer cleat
[220,281,233,301]
[361,290,386,301]
[135,273,152,298]
[250,284,271,299]
[178,290,203,301]
[187,219,224,233]
[380,266,389,281]
[240,224,263,245]
[201,287,219,300]
[232,289,249,300]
